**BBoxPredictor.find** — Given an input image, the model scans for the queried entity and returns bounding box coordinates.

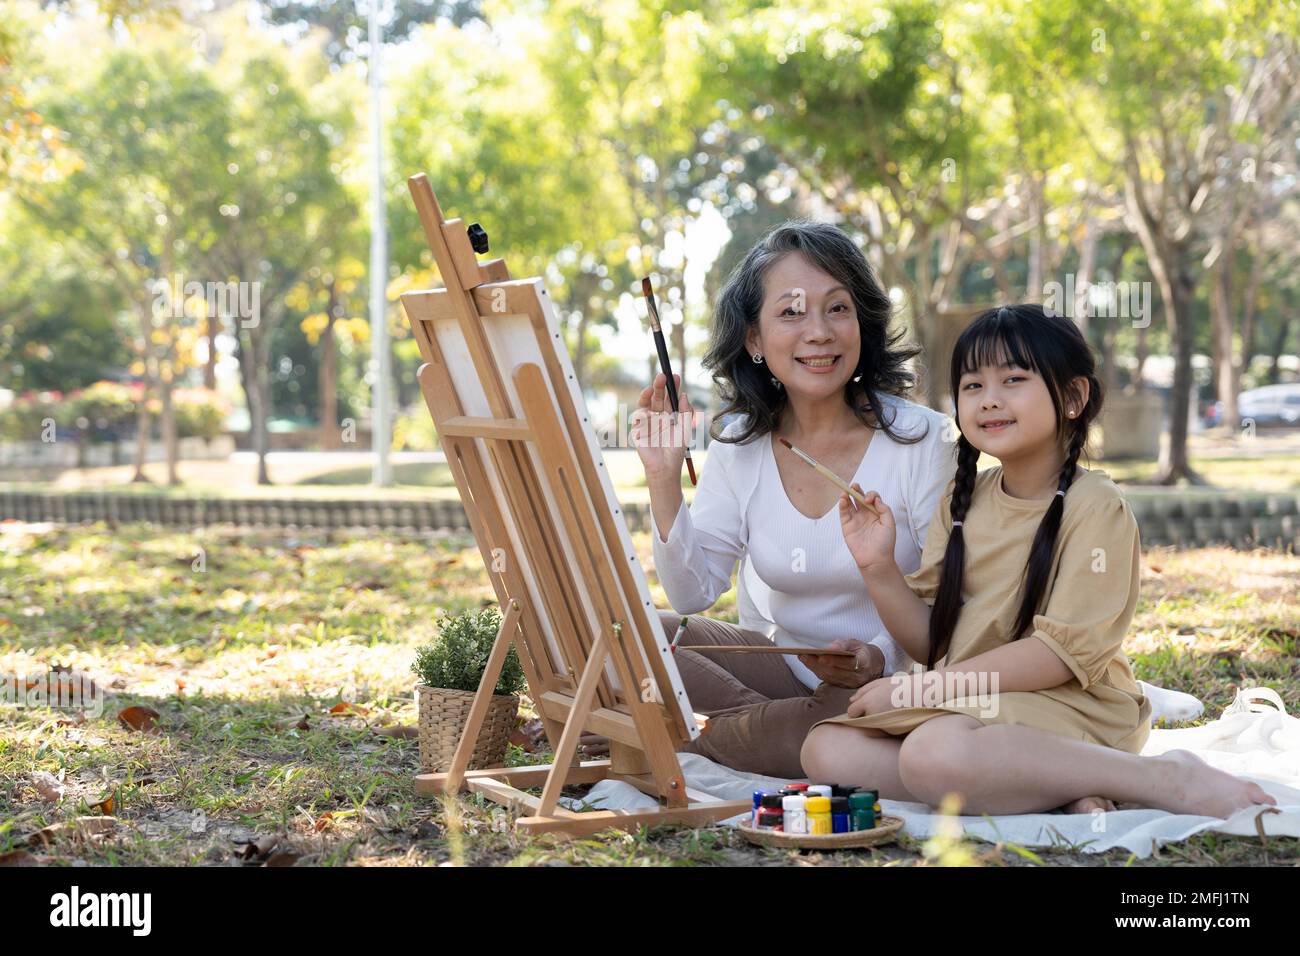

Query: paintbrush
[777,436,871,507]
[641,276,697,486]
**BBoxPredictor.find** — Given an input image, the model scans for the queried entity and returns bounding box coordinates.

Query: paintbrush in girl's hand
[777,437,871,507]
[641,276,697,486]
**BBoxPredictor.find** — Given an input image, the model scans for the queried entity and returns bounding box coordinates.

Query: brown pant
[658,609,857,779]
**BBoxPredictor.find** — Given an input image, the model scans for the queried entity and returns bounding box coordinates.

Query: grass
[1102,454,1300,491]
[0,522,1296,867]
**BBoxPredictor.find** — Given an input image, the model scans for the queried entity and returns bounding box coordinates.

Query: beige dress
[814,466,1151,753]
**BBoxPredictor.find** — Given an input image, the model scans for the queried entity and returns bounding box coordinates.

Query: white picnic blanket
[560,686,1300,858]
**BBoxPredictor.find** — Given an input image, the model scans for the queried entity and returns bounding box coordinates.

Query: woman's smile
[794,354,842,374]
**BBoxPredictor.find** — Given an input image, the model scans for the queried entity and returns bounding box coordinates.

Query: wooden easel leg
[443,599,524,795]
[536,630,609,818]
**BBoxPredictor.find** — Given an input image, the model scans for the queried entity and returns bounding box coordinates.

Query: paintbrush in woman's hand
[641,276,697,486]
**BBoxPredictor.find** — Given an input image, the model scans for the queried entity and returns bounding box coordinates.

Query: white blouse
[651,394,957,690]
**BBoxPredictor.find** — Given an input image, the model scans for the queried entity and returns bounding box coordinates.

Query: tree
[0,210,132,392]
[198,42,352,483]
[531,0,720,381]
[387,15,634,394]
[704,0,1004,405]
[1033,0,1299,482]
[20,50,230,483]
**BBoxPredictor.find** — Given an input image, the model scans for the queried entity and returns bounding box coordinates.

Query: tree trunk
[1157,271,1202,485]
[253,332,271,485]
[235,324,273,485]
[1210,259,1238,429]
[1267,316,1291,385]
[1237,235,1263,402]
[132,305,153,482]
[161,364,178,486]
[204,310,218,391]
[320,280,340,450]
[131,388,151,483]
[1098,313,1117,394]
[1134,323,1148,393]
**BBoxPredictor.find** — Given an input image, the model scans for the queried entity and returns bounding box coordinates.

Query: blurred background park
[1,0,1299,867]
[1,0,1298,506]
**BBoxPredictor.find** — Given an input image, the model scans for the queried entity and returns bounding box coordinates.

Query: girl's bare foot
[1060,796,1115,814]
[1154,750,1277,818]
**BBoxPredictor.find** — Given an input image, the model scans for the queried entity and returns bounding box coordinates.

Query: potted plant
[412,606,526,773]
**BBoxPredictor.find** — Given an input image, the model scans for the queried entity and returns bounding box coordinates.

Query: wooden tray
[737,815,904,850]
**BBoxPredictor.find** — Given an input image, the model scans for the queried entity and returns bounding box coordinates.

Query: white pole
[369,0,391,486]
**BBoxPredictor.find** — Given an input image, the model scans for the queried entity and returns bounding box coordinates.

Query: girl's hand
[838,484,898,573]
[846,676,899,718]
[630,373,697,482]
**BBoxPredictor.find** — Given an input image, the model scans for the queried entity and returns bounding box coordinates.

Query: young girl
[800,305,1277,819]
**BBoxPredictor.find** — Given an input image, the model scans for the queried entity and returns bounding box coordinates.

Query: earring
[752,352,764,364]
[770,376,783,389]
[852,373,863,383]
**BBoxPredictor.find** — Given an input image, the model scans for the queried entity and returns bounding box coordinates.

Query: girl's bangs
[955,311,1040,379]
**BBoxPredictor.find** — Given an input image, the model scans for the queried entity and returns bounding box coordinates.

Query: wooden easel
[398,174,750,837]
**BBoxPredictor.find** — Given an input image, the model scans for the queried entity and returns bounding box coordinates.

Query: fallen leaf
[117,706,161,734]
[265,851,301,867]
[28,816,117,847]
[92,794,114,815]
[509,717,546,753]
[329,702,370,717]
[174,678,186,694]
[237,834,280,861]
[374,724,418,739]
[0,849,37,866]
[31,771,66,803]
[312,812,334,832]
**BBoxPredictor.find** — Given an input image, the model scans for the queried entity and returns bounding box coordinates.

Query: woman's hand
[839,484,898,574]
[630,373,697,482]
[797,640,883,689]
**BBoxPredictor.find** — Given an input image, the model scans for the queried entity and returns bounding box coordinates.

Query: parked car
[1222,384,1300,428]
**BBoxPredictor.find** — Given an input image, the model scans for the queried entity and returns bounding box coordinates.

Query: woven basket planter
[416,684,519,773]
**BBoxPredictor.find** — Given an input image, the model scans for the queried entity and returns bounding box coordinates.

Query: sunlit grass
[0,523,1295,866]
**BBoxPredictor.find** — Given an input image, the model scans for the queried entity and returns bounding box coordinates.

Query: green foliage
[0,381,227,441]
[66,381,141,438]
[411,606,526,696]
